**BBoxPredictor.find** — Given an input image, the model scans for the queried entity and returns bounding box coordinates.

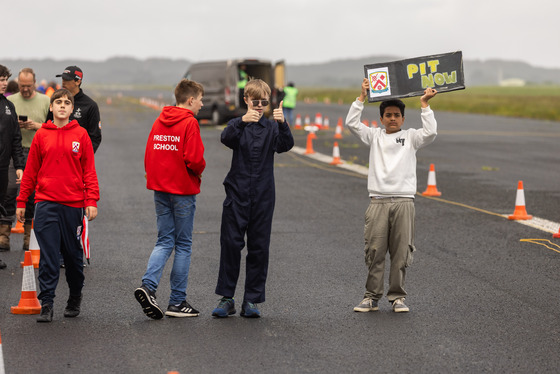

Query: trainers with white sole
[353,298,379,312]
[165,300,200,317]
[392,298,409,313]
[134,285,164,320]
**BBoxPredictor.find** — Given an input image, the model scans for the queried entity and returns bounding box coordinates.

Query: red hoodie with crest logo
[144,106,205,195]
[17,119,99,208]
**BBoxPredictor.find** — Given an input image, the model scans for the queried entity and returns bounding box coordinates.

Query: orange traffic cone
[371,120,378,128]
[20,229,40,268]
[422,164,442,196]
[304,132,315,154]
[304,114,310,127]
[11,220,24,234]
[362,119,369,127]
[330,142,343,165]
[314,113,323,129]
[334,118,343,139]
[294,114,302,129]
[323,117,330,129]
[508,181,532,220]
[553,227,560,239]
[11,251,42,314]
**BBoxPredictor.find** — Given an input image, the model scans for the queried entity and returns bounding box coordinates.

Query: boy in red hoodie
[134,79,206,319]
[16,89,99,322]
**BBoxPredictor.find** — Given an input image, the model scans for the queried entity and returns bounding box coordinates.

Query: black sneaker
[37,304,53,323]
[165,300,200,318]
[64,294,82,318]
[134,285,164,320]
[0,259,6,269]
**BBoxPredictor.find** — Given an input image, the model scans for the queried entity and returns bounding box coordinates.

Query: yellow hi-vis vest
[283,86,298,109]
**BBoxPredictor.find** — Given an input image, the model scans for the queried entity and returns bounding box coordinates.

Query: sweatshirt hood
[158,106,194,127]
[42,119,81,130]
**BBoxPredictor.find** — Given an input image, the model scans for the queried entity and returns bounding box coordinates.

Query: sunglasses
[250,99,269,107]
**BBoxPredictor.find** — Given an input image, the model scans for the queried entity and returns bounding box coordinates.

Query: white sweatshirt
[345,99,437,198]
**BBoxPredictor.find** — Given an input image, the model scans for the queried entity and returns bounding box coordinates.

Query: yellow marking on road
[417,194,506,218]
[520,239,560,254]
[289,147,560,239]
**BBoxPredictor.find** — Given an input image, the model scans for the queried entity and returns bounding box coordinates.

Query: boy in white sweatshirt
[346,78,437,313]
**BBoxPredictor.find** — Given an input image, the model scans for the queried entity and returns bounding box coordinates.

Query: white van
[183,59,285,125]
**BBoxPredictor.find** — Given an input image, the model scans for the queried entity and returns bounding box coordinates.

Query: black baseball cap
[56,66,83,81]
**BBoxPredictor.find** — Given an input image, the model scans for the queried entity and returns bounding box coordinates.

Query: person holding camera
[0,64,25,266]
[1,68,50,251]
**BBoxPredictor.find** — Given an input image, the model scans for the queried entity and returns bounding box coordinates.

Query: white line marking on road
[290,146,560,235]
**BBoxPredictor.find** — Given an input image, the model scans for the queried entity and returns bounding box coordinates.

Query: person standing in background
[1,68,50,251]
[281,82,298,126]
[50,66,102,152]
[0,64,25,267]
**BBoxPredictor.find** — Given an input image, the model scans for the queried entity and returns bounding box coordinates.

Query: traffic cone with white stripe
[508,181,532,220]
[21,229,40,268]
[334,118,343,139]
[422,164,442,196]
[330,142,343,165]
[314,113,323,130]
[323,117,330,129]
[371,120,378,128]
[11,251,42,314]
[294,114,302,129]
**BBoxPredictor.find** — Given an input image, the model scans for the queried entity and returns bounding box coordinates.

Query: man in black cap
[51,66,102,152]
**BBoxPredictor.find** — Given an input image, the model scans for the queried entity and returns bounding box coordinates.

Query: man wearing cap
[50,66,101,152]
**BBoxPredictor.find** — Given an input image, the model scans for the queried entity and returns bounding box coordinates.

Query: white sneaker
[392,298,409,313]
[353,298,379,312]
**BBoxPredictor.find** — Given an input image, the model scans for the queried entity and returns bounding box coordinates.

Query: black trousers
[1,148,35,224]
[0,168,8,217]
[35,201,84,306]
[215,198,274,303]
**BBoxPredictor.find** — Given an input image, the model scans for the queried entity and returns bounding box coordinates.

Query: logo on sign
[369,70,389,93]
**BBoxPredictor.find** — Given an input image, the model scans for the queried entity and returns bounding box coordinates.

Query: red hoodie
[17,120,99,208]
[144,106,205,195]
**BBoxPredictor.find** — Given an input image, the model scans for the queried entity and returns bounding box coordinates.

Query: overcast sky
[4,0,559,69]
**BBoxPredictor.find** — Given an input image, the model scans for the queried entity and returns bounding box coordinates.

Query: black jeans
[1,148,35,225]
[0,168,8,218]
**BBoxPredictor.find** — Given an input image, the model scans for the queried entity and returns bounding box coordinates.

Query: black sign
[363,51,465,102]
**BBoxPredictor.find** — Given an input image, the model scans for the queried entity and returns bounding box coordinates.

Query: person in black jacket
[0,64,25,266]
[48,66,101,152]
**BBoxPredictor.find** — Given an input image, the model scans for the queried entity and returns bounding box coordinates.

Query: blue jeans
[142,191,196,305]
[283,107,295,126]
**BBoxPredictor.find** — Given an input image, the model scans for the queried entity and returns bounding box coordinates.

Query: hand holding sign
[359,78,368,102]
[420,87,437,108]
[273,101,284,123]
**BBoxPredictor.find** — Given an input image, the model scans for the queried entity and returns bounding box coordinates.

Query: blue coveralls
[216,116,294,303]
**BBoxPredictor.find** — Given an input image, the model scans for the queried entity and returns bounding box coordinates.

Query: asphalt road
[0,93,559,373]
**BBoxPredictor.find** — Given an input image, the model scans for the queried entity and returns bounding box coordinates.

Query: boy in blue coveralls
[212,79,294,318]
